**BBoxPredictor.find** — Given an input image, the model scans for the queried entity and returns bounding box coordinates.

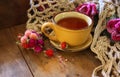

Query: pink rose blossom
[115,21,120,32]
[111,31,120,41]
[75,3,98,19]
[107,18,120,41]
[107,19,120,33]
[20,36,28,43]
[25,30,32,37]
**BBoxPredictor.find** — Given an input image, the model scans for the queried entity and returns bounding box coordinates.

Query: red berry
[21,43,29,48]
[61,42,67,49]
[45,49,54,57]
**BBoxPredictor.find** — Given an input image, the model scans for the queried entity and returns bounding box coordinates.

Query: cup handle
[41,22,57,41]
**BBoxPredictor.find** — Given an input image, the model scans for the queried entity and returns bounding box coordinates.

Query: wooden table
[0,24,101,77]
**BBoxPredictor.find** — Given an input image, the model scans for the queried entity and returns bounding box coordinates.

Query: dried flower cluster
[107,18,120,41]
[17,30,44,53]
[17,29,55,57]
[75,2,98,19]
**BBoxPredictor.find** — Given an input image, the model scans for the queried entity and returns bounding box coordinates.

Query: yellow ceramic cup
[41,11,93,46]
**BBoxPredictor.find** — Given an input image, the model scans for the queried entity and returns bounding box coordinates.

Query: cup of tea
[41,11,93,46]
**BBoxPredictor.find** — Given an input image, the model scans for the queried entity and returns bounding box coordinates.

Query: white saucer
[50,34,92,52]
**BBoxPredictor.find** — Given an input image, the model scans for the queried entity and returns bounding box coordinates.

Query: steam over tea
[57,17,88,30]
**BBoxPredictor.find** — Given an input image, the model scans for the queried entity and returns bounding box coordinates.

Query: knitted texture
[27,0,77,31]
[26,0,120,77]
[91,0,120,77]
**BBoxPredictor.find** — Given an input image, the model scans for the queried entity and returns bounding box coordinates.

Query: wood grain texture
[11,24,101,77]
[0,0,29,29]
[0,28,33,77]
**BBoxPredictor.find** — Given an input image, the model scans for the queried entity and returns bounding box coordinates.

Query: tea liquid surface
[57,17,88,30]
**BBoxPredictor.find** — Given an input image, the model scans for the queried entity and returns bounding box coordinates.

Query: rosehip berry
[45,49,54,57]
[61,42,67,49]
[21,43,29,48]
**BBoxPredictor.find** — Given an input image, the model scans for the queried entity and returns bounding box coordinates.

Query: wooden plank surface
[11,24,101,77]
[0,28,33,77]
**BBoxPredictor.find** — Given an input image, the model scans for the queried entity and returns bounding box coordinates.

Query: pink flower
[107,19,120,33]
[20,36,28,43]
[18,29,45,53]
[34,45,42,53]
[107,18,120,41]
[111,31,120,41]
[25,30,32,37]
[29,33,38,39]
[115,21,120,32]
[37,39,44,46]
[28,39,37,48]
[75,2,98,19]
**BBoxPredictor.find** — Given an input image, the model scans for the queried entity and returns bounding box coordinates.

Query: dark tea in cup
[41,12,93,46]
[57,17,88,30]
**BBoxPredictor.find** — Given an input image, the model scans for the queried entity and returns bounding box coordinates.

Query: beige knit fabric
[26,0,120,77]
[27,0,77,31]
[91,0,120,77]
